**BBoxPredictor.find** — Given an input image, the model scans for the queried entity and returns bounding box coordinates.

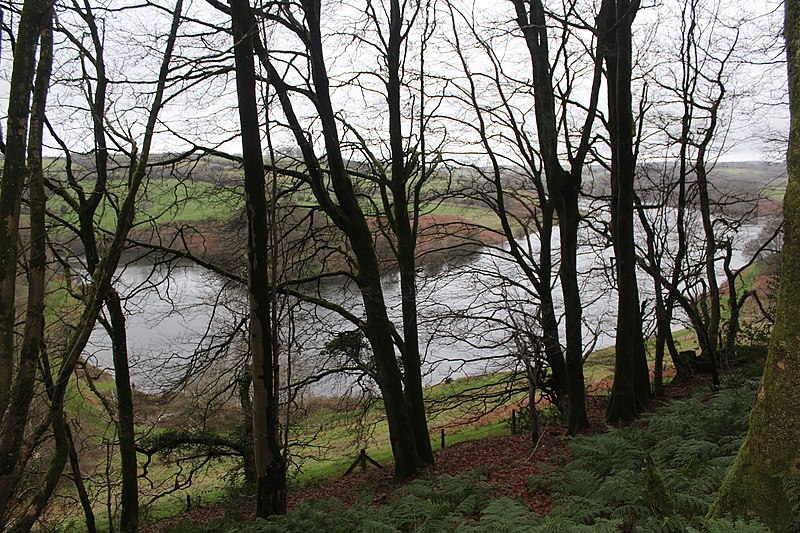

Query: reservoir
[85,213,766,394]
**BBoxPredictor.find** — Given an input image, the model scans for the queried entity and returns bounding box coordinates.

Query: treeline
[0,0,795,531]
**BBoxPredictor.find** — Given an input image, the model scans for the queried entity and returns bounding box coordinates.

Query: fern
[455,497,538,532]
[187,379,766,533]
[537,379,762,531]
[688,517,773,532]
[780,472,800,531]
[533,516,623,532]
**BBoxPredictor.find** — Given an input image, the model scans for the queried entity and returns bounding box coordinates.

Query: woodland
[0,0,798,531]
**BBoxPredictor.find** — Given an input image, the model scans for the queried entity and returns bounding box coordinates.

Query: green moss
[708,338,800,529]
[709,60,800,526]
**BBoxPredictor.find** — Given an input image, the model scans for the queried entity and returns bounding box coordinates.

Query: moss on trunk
[707,1,800,528]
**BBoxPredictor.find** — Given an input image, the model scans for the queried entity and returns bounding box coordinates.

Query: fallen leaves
[143,376,711,532]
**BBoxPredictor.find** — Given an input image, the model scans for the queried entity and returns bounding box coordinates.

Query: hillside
[143,371,770,532]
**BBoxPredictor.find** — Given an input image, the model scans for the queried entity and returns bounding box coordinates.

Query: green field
[46,177,243,231]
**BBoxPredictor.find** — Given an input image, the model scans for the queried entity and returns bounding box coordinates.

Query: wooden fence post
[343,448,384,478]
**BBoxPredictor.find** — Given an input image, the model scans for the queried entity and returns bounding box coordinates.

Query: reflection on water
[86,215,765,394]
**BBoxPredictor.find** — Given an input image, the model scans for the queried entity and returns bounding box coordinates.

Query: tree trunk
[605,0,650,425]
[707,3,800,527]
[539,205,569,412]
[0,0,51,427]
[523,354,540,447]
[9,410,69,533]
[229,0,286,516]
[237,371,257,484]
[559,192,591,432]
[723,240,746,357]
[251,0,427,480]
[397,244,433,466]
[696,162,721,390]
[354,241,424,480]
[510,0,598,434]
[653,288,668,395]
[388,0,433,468]
[0,9,52,524]
[9,1,182,525]
[106,290,139,531]
[66,424,97,533]
[669,106,691,383]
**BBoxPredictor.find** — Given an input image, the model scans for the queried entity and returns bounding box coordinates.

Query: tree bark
[8,2,183,525]
[106,290,139,531]
[388,0,434,467]
[66,424,97,533]
[0,0,51,427]
[538,204,569,412]
[696,147,721,391]
[559,193,591,432]
[707,2,800,527]
[510,0,608,434]
[248,0,426,480]
[605,0,650,425]
[229,0,286,516]
[0,8,52,523]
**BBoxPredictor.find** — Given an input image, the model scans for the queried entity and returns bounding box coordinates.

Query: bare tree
[442,3,568,415]
[509,0,609,433]
[229,0,286,515]
[205,0,438,479]
[0,0,55,523]
[0,1,183,528]
[604,0,652,425]
[636,0,777,393]
[708,1,800,527]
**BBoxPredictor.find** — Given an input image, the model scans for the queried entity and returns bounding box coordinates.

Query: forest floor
[141,374,713,532]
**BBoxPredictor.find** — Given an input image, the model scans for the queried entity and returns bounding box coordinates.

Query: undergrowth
[540,375,768,531]
[165,377,772,532]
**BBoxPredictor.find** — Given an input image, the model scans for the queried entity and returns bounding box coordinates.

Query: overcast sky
[0,0,789,164]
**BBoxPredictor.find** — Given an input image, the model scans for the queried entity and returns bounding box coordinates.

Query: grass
[34,173,777,529]
[47,363,521,531]
[289,372,519,485]
[762,184,786,201]
[150,375,770,533]
[46,177,242,232]
[45,173,512,243]
[301,420,510,480]
[583,328,700,385]
[55,317,709,531]
[52,315,758,532]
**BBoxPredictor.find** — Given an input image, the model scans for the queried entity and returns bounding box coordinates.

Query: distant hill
[583,160,787,207]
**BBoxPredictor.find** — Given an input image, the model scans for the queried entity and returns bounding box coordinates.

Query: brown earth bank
[124,205,528,275]
[140,374,713,533]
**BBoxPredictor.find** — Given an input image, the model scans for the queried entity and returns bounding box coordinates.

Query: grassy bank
[158,374,772,533]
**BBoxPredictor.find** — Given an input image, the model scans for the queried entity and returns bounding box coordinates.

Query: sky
[0,0,789,165]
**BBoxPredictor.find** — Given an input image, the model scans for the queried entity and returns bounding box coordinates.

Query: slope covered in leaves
[158,376,775,532]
